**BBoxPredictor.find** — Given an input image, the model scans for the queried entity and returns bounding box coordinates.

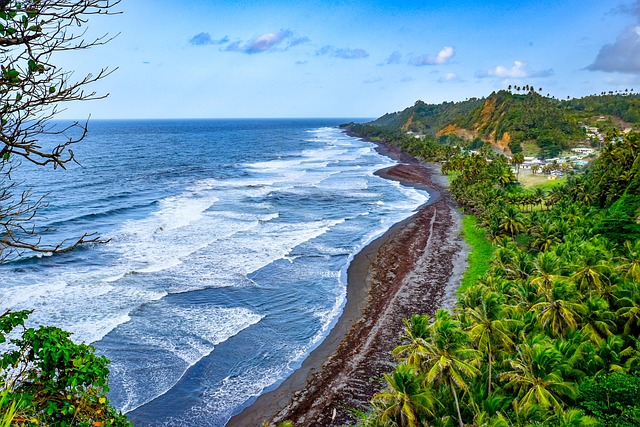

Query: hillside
[371,98,484,135]
[561,93,640,127]
[369,90,639,157]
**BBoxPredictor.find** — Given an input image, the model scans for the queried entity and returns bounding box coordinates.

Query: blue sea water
[0,119,428,426]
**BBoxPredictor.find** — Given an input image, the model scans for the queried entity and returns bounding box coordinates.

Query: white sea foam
[0,276,167,343]
[1,124,432,425]
[112,305,263,413]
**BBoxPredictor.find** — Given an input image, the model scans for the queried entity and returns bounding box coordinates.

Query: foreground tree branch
[0,0,119,260]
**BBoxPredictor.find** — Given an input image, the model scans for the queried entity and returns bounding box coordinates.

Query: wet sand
[227,140,467,427]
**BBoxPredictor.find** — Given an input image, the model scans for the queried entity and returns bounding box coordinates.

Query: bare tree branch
[0,1,119,261]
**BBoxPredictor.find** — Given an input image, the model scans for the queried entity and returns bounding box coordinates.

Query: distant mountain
[368,90,640,157]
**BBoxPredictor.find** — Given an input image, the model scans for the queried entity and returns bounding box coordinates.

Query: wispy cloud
[316,45,369,59]
[385,51,402,65]
[224,30,309,54]
[189,33,229,46]
[477,60,553,79]
[608,0,640,18]
[363,76,383,84]
[438,72,462,83]
[409,46,455,66]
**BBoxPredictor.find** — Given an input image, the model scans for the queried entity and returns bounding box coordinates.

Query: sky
[55,0,640,119]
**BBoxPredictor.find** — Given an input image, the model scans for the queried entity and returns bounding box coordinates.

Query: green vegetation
[344,123,457,161]
[519,174,565,190]
[371,98,484,135]
[454,90,584,158]
[1,310,131,427]
[355,128,640,426]
[351,90,640,159]
[562,93,640,127]
[459,215,493,293]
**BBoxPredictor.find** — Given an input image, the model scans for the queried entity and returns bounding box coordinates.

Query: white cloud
[490,60,528,78]
[409,46,455,66]
[478,60,553,79]
[224,30,308,54]
[438,72,462,83]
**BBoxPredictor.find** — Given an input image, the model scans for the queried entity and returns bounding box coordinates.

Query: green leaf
[49,86,56,94]
[28,59,38,72]
[5,69,19,79]
[2,153,9,160]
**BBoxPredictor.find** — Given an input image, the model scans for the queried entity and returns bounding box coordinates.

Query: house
[572,147,596,155]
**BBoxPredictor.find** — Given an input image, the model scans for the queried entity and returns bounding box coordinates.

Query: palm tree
[617,240,640,282]
[490,160,516,187]
[464,291,516,396]
[530,221,561,252]
[547,408,598,426]
[393,314,433,367]
[595,335,628,374]
[511,153,524,181]
[467,407,512,427]
[530,282,585,337]
[616,292,640,335]
[498,206,526,238]
[501,339,577,417]
[580,296,616,345]
[529,250,565,290]
[422,310,480,427]
[570,253,610,296]
[372,364,436,427]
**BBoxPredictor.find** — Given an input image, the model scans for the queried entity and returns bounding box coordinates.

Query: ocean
[0,119,428,426]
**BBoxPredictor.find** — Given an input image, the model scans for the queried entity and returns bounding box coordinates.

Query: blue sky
[58,0,640,119]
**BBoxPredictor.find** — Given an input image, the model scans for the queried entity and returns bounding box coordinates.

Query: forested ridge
[349,123,640,426]
[365,91,640,158]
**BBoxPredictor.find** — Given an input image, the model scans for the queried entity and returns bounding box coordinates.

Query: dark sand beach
[227,140,467,427]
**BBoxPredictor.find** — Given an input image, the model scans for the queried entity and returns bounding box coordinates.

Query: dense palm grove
[354,130,640,426]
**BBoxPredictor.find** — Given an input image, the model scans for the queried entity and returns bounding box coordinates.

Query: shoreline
[227,136,467,427]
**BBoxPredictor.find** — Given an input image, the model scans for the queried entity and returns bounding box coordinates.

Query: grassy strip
[527,176,566,190]
[459,214,493,293]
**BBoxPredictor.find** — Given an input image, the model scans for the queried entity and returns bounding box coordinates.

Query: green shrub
[577,372,640,427]
[0,310,131,427]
